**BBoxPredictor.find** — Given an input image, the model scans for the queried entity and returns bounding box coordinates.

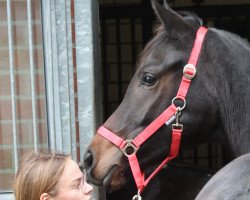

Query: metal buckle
[172,123,183,130]
[172,108,183,130]
[183,64,196,80]
[121,140,139,157]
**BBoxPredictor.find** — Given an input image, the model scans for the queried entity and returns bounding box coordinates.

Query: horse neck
[209,29,250,157]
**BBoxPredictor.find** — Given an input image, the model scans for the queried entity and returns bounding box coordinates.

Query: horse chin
[103,165,125,192]
[103,165,116,190]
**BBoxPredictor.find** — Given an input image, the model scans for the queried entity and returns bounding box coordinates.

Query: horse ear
[151,0,195,37]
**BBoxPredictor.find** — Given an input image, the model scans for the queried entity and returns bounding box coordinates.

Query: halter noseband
[97,27,208,199]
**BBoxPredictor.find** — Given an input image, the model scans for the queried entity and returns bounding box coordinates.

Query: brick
[17,122,48,146]
[0,149,13,169]
[15,48,44,69]
[72,48,76,68]
[71,22,76,44]
[17,98,46,120]
[0,98,46,120]
[38,122,48,144]
[0,123,38,145]
[0,24,43,47]
[71,0,75,18]
[15,73,45,96]
[0,124,13,145]
[35,73,46,96]
[0,100,12,120]
[0,173,15,190]
[0,73,11,96]
[0,73,46,96]
[18,123,33,145]
[0,1,7,21]
[0,48,44,70]
[0,51,9,70]
[0,122,49,147]
[0,1,41,21]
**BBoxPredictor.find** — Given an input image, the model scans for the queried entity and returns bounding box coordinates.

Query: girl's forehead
[59,159,83,184]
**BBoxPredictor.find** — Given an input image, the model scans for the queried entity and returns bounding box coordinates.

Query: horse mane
[217,29,250,51]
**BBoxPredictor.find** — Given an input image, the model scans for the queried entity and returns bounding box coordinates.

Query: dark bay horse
[84,0,250,196]
[195,153,250,200]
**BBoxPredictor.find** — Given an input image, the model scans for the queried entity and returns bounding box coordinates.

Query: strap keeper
[183,64,196,80]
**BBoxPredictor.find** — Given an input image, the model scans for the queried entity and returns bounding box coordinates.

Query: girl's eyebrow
[71,175,84,185]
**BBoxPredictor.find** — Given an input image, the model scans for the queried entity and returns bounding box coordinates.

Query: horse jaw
[85,133,126,191]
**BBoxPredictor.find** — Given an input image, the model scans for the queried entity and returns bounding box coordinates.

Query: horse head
[84,0,224,191]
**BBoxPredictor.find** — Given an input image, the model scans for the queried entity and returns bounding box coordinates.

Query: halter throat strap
[97,26,208,193]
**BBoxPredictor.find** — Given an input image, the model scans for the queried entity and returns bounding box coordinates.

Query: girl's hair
[13,150,71,200]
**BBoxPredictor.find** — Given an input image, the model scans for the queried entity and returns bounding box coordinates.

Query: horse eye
[142,74,157,86]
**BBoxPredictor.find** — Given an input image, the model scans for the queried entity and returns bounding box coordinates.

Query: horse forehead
[138,47,182,72]
[138,36,171,66]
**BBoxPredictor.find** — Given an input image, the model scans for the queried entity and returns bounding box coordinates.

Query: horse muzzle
[83,145,124,190]
[84,147,103,186]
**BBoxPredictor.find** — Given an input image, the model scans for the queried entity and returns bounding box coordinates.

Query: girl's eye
[74,181,83,189]
[141,73,157,86]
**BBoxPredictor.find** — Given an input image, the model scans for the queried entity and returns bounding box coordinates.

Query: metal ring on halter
[121,140,139,157]
[172,97,186,111]
[132,190,142,200]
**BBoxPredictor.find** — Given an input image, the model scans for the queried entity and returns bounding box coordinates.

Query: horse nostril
[83,148,103,186]
[84,148,94,173]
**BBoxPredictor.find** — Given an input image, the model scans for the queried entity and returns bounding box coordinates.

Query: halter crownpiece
[98,26,208,199]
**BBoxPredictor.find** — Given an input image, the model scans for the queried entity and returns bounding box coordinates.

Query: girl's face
[52,159,93,200]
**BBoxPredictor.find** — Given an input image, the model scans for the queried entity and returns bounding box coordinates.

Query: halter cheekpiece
[97,26,208,199]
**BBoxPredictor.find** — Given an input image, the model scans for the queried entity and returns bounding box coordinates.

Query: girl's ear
[40,193,51,200]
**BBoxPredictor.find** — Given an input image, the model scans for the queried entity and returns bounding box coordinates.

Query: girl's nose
[84,182,93,195]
